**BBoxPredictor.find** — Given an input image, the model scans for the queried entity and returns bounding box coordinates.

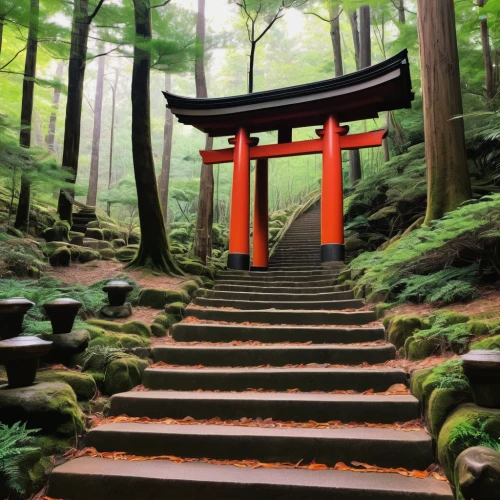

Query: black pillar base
[228,253,250,271]
[321,244,345,263]
[250,266,268,272]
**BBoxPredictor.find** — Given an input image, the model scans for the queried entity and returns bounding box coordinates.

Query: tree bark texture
[15,0,39,229]
[86,48,106,206]
[382,111,390,162]
[129,0,182,275]
[158,72,173,222]
[348,10,360,70]
[57,0,90,222]
[417,0,472,224]
[107,68,119,216]
[0,16,4,57]
[194,0,214,264]
[477,0,494,102]
[359,6,371,69]
[45,61,63,153]
[328,3,342,78]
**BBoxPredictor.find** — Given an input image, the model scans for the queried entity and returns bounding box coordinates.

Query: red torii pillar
[252,159,269,271]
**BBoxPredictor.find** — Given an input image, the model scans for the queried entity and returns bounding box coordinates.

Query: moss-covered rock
[86,228,104,240]
[87,319,150,338]
[112,238,126,248]
[138,288,169,308]
[102,228,113,241]
[49,246,71,267]
[471,334,500,350]
[165,301,185,316]
[128,232,140,244]
[404,336,440,361]
[150,323,167,337]
[199,275,214,289]
[42,221,70,243]
[386,314,428,350]
[84,369,105,388]
[410,368,434,402]
[427,388,473,439]
[40,330,90,363]
[99,248,115,260]
[182,261,214,279]
[88,331,149,349]
[438,404,500,480]
[181,280,200,297]
[78,248,101,263]
[429,311,470,327]
[35,370,97,401]
[103,356,149,395]
[0,382,84,436]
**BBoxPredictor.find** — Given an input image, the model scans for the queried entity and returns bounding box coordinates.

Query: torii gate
[164,50,413,271]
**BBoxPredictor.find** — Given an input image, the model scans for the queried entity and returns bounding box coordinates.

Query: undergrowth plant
[0,422,40,495]
[433,359,470,392]
[449,416,500,453]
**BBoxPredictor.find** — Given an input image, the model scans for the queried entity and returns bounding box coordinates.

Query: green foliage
[449,416,500,454]
[433,360,470,393]
[0,422,40,496]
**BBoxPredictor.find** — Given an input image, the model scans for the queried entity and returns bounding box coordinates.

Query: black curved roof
[163,50,413,137]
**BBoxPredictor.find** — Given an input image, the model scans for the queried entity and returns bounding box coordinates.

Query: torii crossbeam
[163,50,414,271]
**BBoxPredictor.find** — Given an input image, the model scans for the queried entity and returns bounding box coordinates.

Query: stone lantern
[0,297,35,339]
[43,298,82,334]
[461,350,500,409]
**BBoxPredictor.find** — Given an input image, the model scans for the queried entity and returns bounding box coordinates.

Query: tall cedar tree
[193,0,214,263]
[158,73,174,222]
[57,0,104,222]
[86,47,106,206]
[14,0,39,229]
[128,0,182,275]
[107,68,119,216]
[417,0,472,224]
[477,0,494,102]
[45,61,64,153]
[398,0,405,24]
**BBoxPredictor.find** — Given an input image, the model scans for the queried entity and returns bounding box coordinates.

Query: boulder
[128,232,140,244]
[42,221,70,243]
[404,336,440,361]
[86,319,151,338]
[138,288,189,308]
[455,446,500,499]
[112,238,126,248]
[48,246,71,267]
[98,303,133,319]
[103,356,149,395]
[427,388,472,439]
[99,248,115,260]
[181,280,200,297]
[115,246,137,263]
[0,382,84,435]
[165,301,185,316]
[40,330,90,363]
[85,228,104,240]
[77,248,101,263]
[386,314,428,350]
[35,369,97,401]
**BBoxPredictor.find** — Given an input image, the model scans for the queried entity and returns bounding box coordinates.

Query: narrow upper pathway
[48,208,453,499]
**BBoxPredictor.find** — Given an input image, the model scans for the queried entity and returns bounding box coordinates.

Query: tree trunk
[328,3,342,77]
[417,0,472,224]
[57,0,90,223]
[0,16,4,57]
[382,111,390,162]
[107,68,119,216]
[477,0,494,102]
[193,0,214,264]
[86,48,106,207]
[348,10,360,70]
[248,41,256,93]
[399,0,405,24]
[45,61,63,153]
[128,0,182,275]
[15,0,39,230]
[158,72,174,222]
[359,6,371,69]
[349,150,361,186]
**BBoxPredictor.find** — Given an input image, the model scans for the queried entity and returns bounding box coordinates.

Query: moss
[102,228,112,241]
[375,303,391,319]
[88,332,149,349]
[42,221,70,243]
[78,248,101,263]
[467,320,500,337]
[386,314,427,350]
[86,228,104,240]
[83,369,105,388]
[103,356,149,395]
[180,280,200,297]
[151,323,167,337]
[138,288,169,308]
[86,319,151,338]
[99,248,115,260]
[128,232,140,244]
[382,314,395,329]
[471,334,500,350]
[404,336,440,360]
[35,370,97,401]
[0,382,84,436]
[153,314,172,329]
[182,260,214,279]
[199,275,214,289]
[112,238,126,248]
[115,246,137,263]
[165,301,185,316]
[48,246,71,267]
[427,388,472,439]
[89,396,110,415]
[438,404,500,480]
[428,311,470,327]
[410,368,434,402]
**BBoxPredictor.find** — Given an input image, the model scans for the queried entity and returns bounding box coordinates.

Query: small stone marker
[43,298,83,334]
[0,297,35,339]
[103,280,134,306]
[461,350,500,408]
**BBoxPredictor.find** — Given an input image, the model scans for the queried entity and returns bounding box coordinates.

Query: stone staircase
[71,206,97,235]
[48,210,453,499]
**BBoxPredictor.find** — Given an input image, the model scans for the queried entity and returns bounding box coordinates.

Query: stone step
[215,278,339,288]
[109,391,420,423]
[86,423,433,470]
[268,264,325,270]
[71,224,88,233]
[269,259,321,265]
[196,289,355,302]
[185,306,376,326]
[171,323,385,344]
[213,284,349,294]
[143,367,406,392]
[48,457,453,500]
[192,297,364,311]
[214,272,340,283]
[216,270,341,279]
[151,344,395,366]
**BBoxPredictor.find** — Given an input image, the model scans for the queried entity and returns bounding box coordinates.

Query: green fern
[433,360,470,392]
[449,416,500,453]
[0,422,40,495]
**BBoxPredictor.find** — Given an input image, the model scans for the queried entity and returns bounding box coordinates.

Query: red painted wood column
[252,158,269,271]
[228,127,251,270]
[321,115,345,263]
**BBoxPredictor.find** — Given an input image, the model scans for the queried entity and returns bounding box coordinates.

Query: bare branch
[0,45,26,71]
[151,0,171,9]
[304,11,330,23]
[88,0,106,23]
